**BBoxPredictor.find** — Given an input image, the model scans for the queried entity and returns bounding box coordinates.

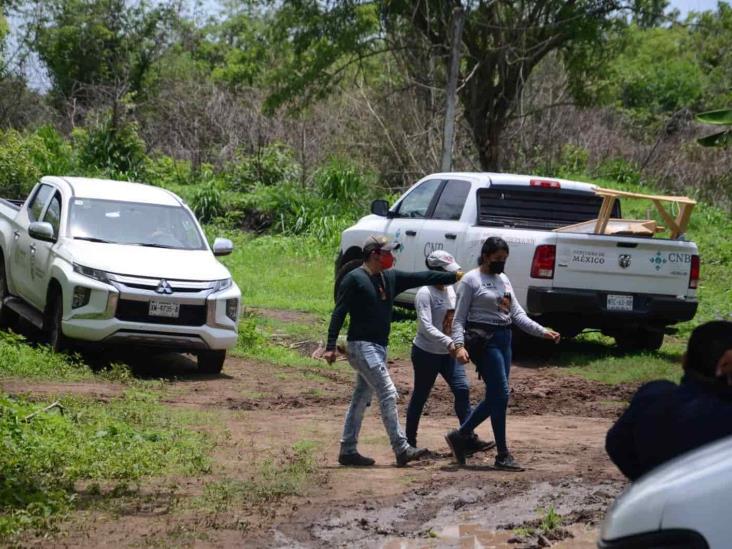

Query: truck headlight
[212,278,232,292]
[226,298,239,322]
[73,263,111,284]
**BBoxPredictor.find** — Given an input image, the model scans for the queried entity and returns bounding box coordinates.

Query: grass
[0,390,212,539]
[216,232,336,316]
[196,440,321,514]
[0,331,95,381]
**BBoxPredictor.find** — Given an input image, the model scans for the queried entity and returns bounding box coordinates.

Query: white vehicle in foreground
[0,176,241,373]
[599,435,732,548]
[337,172,700,350]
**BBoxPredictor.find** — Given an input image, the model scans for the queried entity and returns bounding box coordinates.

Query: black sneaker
[338,452,376,467]
[396,446,428,467]
[494,452,524,471]
[445,429,468,465]
[465,433,497,455]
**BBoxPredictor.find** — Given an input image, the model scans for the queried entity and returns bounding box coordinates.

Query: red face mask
[378,251,395,270]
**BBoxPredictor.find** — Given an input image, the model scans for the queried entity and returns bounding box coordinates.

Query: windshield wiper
[73,236,114,244]
[130,242,178,249]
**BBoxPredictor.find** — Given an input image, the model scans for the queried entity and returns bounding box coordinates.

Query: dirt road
[3,348,632,548]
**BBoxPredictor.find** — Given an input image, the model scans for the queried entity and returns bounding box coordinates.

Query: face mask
[379,251,395,270]
[488,261,506,274]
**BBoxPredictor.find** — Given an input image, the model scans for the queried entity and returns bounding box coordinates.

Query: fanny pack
[464,322,498,362]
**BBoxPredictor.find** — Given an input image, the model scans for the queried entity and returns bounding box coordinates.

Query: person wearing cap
[445,236,560,470]
[324,235,464,467]
[406,250,495,454]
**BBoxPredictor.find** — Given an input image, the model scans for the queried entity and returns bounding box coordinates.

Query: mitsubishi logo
[156,279,173,294]
[618,254,632,269]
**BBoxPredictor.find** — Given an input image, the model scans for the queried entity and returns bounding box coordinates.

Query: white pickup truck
[336,172,699,350]
[0,176,241,373]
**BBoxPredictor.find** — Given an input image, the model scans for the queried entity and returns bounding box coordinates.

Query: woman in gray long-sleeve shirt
[405,251,495,453]
[445,237,560,470]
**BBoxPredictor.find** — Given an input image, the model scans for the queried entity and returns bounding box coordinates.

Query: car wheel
[334,259,363,302]
[46,290,68,352]
[0,257,17,328]
[198,350,226,374]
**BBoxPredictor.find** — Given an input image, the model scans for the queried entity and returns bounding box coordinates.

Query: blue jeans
[458,326,512,454]
[406,344,471,447]
[340,341,410,456]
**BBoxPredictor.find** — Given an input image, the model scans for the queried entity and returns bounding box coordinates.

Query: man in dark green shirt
[324,235,461,467]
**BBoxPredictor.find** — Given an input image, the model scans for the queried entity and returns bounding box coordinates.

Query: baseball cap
[425,250,461,272]
[363,235,400,256]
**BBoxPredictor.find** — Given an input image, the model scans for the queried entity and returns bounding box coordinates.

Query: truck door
[25,191,62,309]
[416,179,472,270]
[387,178,443,272]
[12,183,55,299]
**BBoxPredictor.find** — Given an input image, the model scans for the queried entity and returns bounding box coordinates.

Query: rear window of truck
[476,186,621,230]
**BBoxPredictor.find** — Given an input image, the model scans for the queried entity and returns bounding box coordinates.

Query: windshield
[69,198,206,250]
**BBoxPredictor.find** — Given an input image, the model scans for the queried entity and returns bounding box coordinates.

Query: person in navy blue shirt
[606,321,732,481]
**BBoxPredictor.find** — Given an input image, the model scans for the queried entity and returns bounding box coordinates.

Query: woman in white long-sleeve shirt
[445,237,560,470]
[405,251,494,453]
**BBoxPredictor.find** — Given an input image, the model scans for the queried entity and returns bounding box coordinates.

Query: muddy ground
[2,319,636,548]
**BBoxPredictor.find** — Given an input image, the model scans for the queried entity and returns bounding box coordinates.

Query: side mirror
[371,199,390,217]
[28,221,55,242]
[212,237,234,256]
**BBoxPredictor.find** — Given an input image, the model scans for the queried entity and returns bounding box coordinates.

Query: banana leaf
[696,109,732,125]
[697,130,732,147]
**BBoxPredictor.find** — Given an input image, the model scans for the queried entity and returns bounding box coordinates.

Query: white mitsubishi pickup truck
[337,172,700,350]
[0,176,241,373]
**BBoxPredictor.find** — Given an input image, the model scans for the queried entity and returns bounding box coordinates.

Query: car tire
[0,256,17,328]
[198,350,226,374]
[333,259,364,302]
[46,290,68,352]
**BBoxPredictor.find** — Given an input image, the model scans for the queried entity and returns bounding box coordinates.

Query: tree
[263,0,666,170]
[26,0,177,113]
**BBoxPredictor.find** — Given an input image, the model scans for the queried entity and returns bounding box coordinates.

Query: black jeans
[406,344,471,447]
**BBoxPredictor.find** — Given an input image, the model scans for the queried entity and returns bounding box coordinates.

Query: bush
[313,157,369,202]
[190,182,224,223]
[73,117,147,180]
[228,142,300,190]
[143,154,194,188]
[557,144,589,177]
[595,157,641,185]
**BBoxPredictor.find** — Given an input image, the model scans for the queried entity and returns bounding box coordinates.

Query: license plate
[607,294,633,312]
[149,301,180,318]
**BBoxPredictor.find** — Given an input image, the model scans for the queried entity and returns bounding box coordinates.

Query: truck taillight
[531,245,556,279]
[530,179,561,189]
[689,254,700,289]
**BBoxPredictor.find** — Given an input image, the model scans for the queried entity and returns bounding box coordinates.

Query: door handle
[13,230,19,240]
[29,244,36,255]
[445,233,457,240]
[406,230,417,236]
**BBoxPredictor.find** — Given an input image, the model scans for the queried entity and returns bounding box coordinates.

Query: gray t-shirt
[451,269,547,346]
[413,285,456,355]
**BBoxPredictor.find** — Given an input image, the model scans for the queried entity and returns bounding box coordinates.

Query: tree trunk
[440,5,464,172]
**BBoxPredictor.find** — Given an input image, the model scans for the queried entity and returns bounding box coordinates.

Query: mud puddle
[271,476,622,548]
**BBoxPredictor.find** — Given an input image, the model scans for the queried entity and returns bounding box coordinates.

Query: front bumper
[526,287,698,327]
[62,272,240,351]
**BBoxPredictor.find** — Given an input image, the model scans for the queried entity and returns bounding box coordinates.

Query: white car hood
[601,435,732,542]
[63,240,231,281]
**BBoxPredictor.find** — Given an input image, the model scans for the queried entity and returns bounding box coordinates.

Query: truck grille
[115,299,207,326]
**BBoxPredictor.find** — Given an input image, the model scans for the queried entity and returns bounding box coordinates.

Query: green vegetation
[198,440,320,513]
[0,391,211,538]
